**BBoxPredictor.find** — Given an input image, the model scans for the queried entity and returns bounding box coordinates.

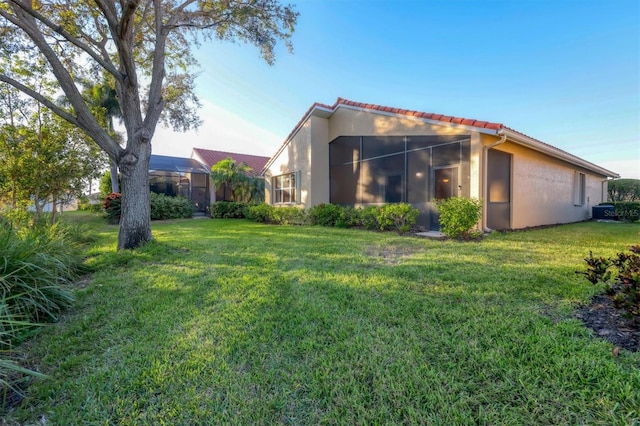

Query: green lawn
[8,215,640,424]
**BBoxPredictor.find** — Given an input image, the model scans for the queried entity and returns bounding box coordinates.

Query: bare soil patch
[576,293,639,352]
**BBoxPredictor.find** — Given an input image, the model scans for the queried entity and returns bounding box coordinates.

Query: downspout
[482,131,507,233]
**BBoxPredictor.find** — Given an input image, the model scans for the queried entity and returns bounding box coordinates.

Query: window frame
[273,171,299,205]
[574,172,586,206]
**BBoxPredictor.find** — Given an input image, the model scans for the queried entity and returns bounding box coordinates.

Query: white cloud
[150,100,284,158]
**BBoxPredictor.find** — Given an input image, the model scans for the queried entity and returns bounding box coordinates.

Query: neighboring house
[262,98,619,231]
[192,148,269,202]
[149,154,210,213]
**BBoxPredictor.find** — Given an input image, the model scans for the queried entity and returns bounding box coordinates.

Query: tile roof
[192,148,270,177]
[263,98,618,178]
[334,97,504,130]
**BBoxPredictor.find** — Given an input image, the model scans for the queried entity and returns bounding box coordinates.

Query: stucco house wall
[479,134,611,229]
[263,98,618,231]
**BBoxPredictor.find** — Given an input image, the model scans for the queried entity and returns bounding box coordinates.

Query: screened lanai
[329,135,471,228]
[149,154,210,213]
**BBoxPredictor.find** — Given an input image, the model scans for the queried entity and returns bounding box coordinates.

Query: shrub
[579,246,640,320]
[308,203,342,227]
[270,207,307,225]
[150,193,193,220]
[246,204,274,223]
[210,201,248,219]
[435,197,482,238]
[360,206,380,230]
[335,206,361,228]
[0,220,81,406]
[0,221,77,335]
[607,202,640,223]
[103,192,121,224]
[375,203,420,233]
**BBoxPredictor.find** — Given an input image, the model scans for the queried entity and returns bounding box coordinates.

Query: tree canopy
[0,82,106,224]
[608,178,640,202]
[0,0,298,249]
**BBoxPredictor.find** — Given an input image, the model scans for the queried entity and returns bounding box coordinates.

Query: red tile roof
[263,98,618,178]
[192,148,270,177]
[278,98,504,153]
[334,98,504,130]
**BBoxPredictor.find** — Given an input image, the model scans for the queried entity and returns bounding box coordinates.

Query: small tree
[0,86,106,224]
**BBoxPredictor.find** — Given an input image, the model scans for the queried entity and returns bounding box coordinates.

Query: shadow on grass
[11,220,640,424]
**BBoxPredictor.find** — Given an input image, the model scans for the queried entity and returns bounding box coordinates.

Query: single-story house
[192,148,269,202]
[148,149,270,213]
[262,98,619,231]
[149,154,210,213]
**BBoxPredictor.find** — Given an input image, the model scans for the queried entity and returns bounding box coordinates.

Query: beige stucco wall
[264,116,330,208]
[480,134,608,229]
[327,107,471,140]
[266,107,485,208]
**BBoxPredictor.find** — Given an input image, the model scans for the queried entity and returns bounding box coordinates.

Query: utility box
[592,205,615,220]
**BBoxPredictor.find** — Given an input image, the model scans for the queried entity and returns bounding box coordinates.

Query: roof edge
[500,128,619,178]
[262,98,503,173]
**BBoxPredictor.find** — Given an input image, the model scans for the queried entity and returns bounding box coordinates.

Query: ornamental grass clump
[0,219,81,407]
[435,197,482,239]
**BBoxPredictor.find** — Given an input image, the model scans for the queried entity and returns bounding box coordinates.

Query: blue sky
[152,0,640,179]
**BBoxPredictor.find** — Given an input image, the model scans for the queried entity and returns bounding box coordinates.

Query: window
[273,172,297,204]
[574,172,586,206]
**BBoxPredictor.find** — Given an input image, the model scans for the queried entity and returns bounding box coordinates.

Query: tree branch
[7,0,121,82]
[0,74,77,125]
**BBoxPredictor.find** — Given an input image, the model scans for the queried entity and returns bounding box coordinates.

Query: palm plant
[210,158,255,202]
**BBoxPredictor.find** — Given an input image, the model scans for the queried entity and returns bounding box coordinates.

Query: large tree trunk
[117,141,152,250]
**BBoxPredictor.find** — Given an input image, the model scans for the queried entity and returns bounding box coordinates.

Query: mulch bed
[576,293,640,352]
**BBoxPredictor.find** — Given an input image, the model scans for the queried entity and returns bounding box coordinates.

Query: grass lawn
[7,214,640,424]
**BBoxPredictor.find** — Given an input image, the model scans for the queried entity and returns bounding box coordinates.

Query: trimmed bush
[376,203,420,233]
[360,206,380,231]
[246,204,274,223]
[104,192,193,223]
[210,201,248,219]
[436,197,482,239]
[335,206,361,228]
[150,193,193,220]
[607,202,640,222]
[270,207,307,225]
[308,203,342,227]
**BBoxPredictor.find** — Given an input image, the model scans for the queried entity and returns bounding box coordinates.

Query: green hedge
[210,201,249,219]
[150,193,193,220]
[103,192,193,223]
[600,202,640,222]
[247,203,420,233]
